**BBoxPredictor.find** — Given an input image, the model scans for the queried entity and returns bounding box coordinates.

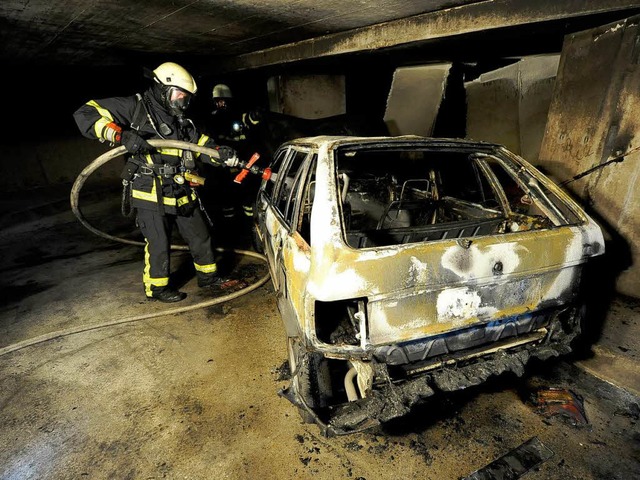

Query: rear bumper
[372,305,569,368]
[319,304,583,435]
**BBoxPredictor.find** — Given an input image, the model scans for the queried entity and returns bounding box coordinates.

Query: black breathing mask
[164,86,192,117]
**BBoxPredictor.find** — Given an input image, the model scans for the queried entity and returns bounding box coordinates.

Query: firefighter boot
[148,286,187,303]
[197,271,241,290]
[197,271,224,288]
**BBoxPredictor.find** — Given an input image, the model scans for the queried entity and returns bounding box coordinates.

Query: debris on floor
[462,436,555,480]
[218,278,248,290]
[198,262,264,297]
[530,387,589,426]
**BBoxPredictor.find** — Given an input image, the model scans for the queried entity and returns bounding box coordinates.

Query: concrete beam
[221,0,640,71]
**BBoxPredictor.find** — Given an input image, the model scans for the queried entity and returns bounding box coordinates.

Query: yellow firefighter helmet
[153,62,197,95]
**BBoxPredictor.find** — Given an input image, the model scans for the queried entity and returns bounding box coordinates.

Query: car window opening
[336,146,580,249]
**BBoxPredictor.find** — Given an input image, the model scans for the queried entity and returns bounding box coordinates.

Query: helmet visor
[167,86,192,112]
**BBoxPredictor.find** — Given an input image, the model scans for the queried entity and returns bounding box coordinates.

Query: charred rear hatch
[335,139,604,367]
[274,138,605,435]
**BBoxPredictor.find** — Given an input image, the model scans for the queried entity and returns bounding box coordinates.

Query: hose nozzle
[234,153,271,183]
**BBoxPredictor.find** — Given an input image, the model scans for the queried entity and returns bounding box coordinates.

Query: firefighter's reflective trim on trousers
[222,206,235,218]
[86,100,116,141]
[194,262,218,274]
[143,240,169,296]
[242,205,253,217]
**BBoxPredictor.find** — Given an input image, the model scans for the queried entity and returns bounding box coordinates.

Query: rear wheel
[287,337,320,423]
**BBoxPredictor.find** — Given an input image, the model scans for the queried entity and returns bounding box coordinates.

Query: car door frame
[256,144,314,335]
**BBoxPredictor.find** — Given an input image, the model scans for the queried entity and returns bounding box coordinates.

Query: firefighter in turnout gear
[74,62,239,303]
[209,84,262,222]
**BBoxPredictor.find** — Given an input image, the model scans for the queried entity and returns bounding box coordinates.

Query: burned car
[252,135,604,435]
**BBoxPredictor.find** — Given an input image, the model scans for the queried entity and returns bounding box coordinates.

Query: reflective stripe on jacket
[73,89,224,215]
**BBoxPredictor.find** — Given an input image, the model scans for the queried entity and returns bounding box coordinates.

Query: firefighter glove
[216,145,239,167]
[121,130,153,155]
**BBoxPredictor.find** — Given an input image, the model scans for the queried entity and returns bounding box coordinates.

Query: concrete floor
[0,187,639,479]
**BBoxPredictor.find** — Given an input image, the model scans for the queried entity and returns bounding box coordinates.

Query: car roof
[280,135,501,150]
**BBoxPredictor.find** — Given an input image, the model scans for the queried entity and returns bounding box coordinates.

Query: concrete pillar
[538,15,640,297]
[465,55,560,161]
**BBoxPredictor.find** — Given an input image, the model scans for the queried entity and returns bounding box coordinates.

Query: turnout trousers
[136,207,218,296]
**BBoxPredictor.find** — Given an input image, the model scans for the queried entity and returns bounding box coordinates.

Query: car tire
[288,337,319,423]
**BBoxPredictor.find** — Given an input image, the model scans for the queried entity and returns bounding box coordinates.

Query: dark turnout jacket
[74,88,224,216]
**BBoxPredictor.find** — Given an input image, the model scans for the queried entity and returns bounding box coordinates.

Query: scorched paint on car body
[252,135,604,435]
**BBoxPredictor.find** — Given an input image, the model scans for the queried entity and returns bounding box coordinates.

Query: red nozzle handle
[234,153,261,184]
[234,169,249,184]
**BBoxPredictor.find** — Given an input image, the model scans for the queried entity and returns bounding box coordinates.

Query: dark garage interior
[1,1,640,478]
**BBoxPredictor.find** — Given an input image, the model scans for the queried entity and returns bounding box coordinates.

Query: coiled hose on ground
[0,140,270,357]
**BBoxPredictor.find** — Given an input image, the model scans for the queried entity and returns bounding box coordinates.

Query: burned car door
[255,146,291,282]
[257,145,314,335]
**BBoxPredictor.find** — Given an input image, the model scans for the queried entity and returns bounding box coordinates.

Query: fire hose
[0,140,271,357]
[70,139,271,244]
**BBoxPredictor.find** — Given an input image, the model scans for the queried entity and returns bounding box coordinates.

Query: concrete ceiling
[2,0,640,74]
